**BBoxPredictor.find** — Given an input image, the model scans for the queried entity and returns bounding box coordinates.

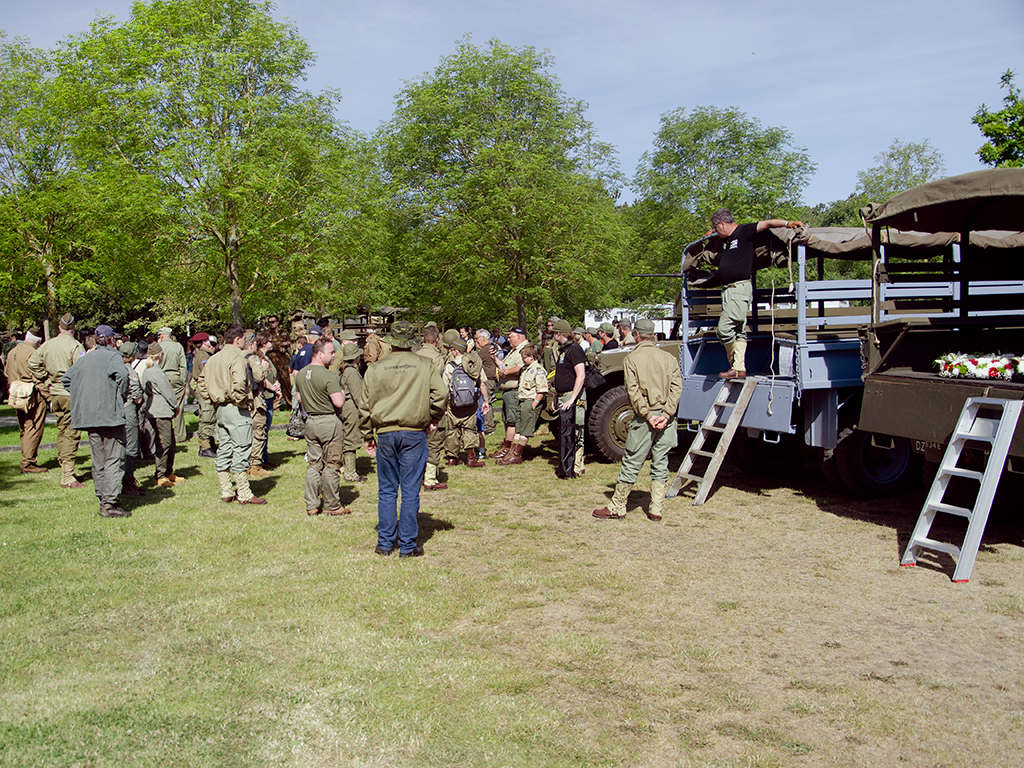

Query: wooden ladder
[901,397,1022,583]
[667,377,757,506]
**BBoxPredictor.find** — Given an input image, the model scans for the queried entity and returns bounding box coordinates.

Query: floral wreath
[934,353,1023,381]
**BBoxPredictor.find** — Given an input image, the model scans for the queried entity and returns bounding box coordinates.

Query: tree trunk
[226,230,243,326]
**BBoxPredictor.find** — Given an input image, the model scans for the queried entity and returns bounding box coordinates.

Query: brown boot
[488,440,512,459]
[466,452,486,468]
[498,442,524,465]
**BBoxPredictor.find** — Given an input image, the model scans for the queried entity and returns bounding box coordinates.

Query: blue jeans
[376,430,428,554]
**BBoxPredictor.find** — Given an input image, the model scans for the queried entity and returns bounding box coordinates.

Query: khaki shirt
[5,342,37,386]
[623,341,683,420]
[27,332,84,398]
[340,365,363,404]
[363,333,391,364]
[246,353,268,408]
[159,338,187,381]
[200,344,249,408]
[497,340,528,391]
[517,360,549,401]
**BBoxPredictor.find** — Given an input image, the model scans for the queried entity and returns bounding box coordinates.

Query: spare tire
[587,385,632,463]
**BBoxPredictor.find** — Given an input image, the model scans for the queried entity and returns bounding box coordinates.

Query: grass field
[1,407,1023,767]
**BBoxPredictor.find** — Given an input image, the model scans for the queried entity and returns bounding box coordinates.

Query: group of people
[3,205,801,546]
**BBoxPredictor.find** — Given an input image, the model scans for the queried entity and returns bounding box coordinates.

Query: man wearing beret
[62,324,130,517]
[28,313,85,487]
[157,326,188,442]
[593,319,682,521]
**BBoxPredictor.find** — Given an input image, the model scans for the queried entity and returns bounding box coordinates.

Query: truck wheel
[731,432,803,478]
[834,428,920,497]
[588,386,632,463]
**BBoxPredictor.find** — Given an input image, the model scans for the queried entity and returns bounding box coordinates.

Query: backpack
[449,363,479,409]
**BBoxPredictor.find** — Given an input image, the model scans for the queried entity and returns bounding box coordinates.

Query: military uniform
[157,330,188,442]
[415,341,447,489]
[200,341,262,504]
[338,346,366,482]
[5,335,47,472]
[245,351,269,475]
[140,350,178,485]
[295,363,346,514]
[119,343,144,493]
[27,323,84,486]
[192,342,216,453]
[443,346,486,467]
[363,331,392,365]
[594,325,682,521]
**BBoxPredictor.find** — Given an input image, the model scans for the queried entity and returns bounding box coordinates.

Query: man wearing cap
[295,338,349,516]
[358,320,446,557]
[62,324,130,517]
[593,319,682,521]
[28,313,85,487]
[584,328,602,356]
[598,323,618,351]
[490,326,528,460]
[191,332,218,458]
[157,327,188,442]
[199,323,266,505]
[551,319,587,479]
[4,327,47,473]
[416,325,447,490]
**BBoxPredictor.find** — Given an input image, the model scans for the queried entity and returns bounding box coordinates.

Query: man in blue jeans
[358,321,446,557]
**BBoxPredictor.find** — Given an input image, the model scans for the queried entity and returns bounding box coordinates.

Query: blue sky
[5,0,1023,206]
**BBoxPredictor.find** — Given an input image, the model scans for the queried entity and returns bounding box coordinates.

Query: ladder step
[909,536,962,558]
[690,449,715,459]
[925,501,973,518]
[675,472,706,485]
[953,431,994,443]
[702,425,725,433]
[939,467,984,482]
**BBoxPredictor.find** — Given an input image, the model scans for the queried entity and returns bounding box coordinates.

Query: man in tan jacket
[5,327,47,473]
[27,313,85,487]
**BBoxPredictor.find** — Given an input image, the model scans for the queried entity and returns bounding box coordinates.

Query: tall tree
[974,69,1024,167]
[630,106,815,294]
[61,0,347,325]
[382,38,628,329]
[856,138,946,201]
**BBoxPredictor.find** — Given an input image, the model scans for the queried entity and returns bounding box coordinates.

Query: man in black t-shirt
[708,209,802,379]
[552,319,587,479]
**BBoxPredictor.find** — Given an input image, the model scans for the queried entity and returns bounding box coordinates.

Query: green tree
[0,33,100,333]
[856,138,946,201]
[974,69,1024,167]
[381,38,629,329]
[630,106,815,295]
[61,0,349,325]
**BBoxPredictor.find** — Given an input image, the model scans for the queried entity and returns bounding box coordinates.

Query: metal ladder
[901,397,1022,583]
[667,377,757,506]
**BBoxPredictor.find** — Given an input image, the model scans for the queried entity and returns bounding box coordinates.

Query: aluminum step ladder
[667,377,757,506]
[901,397,1022,583]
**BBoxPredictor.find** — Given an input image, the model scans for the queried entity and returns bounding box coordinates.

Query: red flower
[989,367,999,378]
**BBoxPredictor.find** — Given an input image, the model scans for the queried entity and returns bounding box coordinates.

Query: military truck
[855,168,1024,475]
[585,201,1024,497]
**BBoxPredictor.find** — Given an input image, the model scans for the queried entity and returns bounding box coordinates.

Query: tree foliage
[974,69,1024,168]
[629,106,815,298]
[60,0,353,325]
[382,38,629,330]
[856,138,946,202]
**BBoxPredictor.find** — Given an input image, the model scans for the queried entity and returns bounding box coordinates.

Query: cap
[553,319,573,334]
[573,326,585,336]
[120,341,138,357]
[95,324,116,338]
[307,326,322,338]
[338,329,358,341]
[59,313,75,330]
[386,320,416,348]
[599,322,615,334]
[508,326,526,336]
[191,332,210,342]
[158,326,173,336]
[148,342,163,356]
[341,344,363,361]
[450,336,468,352]
[635,318,656,334]
[586,327,598,336]
[548,316,561,323]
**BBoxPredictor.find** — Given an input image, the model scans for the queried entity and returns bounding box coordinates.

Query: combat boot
[593,482,632,519]
[648,480,667,521]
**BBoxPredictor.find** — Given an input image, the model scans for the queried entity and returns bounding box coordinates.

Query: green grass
[2,418,1024,767]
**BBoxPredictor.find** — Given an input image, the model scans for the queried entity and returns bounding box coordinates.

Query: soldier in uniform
[5,327,47,473]
[295,338,349,516]
[199,323,266,505]
[593,319,683,520]
[191,332,218,458]
[246,331,279,479]
[157,327,188,443]
[140,342,180,488]
[442,335,489,468]
[28,313,85,487]
[416,325,447,490]
[362,323,392,365]
[118,341,145,496]
[336,343,367,484]
[358,320,446,557]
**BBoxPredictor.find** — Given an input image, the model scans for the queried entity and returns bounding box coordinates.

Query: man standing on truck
[708,209,802,379]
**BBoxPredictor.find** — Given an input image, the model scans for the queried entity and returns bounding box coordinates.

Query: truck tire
[834,428,920,497]
[588,385,632,463]
[730,432,803,479]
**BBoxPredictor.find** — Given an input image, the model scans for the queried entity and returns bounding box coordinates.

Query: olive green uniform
[295,364,344,513]
[5,342,47,471]
[443,350,484,462]
[159,338,188,442]
[245,353,268,470]
[27,332,84,484]
[199,344,257,502]
[193,347,216,450]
